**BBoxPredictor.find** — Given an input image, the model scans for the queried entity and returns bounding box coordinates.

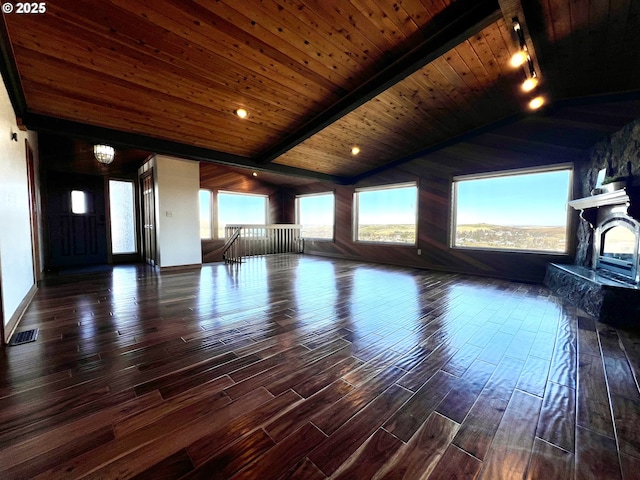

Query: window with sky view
[217,192,267,238]
[453,167,572,253]
[355,183,417,244]
[297,193,334,239]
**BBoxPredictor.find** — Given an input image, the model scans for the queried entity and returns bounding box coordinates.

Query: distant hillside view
[302,224,416,243]
[358,224,415,243]
[301,225,333,239]
[455,224,566,252]
[303,223,566,251]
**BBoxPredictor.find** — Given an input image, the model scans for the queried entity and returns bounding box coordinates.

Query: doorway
[45,172,108,268]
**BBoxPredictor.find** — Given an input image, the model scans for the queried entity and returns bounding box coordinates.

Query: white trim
[354,181,417,193]
[452,163,573,182]
[295,191,335,199]
[3,283,37,345]
[218,190,269,198]
[569,189,629,210]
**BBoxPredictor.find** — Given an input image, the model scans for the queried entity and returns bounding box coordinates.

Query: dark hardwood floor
[1,254,639,479]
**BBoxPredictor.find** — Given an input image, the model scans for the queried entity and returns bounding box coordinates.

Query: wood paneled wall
[201,102,639,282]
[292,116,590,284]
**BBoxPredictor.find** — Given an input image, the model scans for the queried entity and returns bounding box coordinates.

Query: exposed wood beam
[348,112,526,184]
[257,0,502,165]
[350,89,640,184]
[23,113,348,184]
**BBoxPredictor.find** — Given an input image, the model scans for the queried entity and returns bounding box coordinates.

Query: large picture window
[217,192,268,237]
[452,166,572,253]
[354,183,417,244]
[296,193,334,240]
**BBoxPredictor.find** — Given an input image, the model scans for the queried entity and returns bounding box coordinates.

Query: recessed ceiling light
[252,172,258,177]
[529,96,544,110]
[351,146,360,155]
[235,108,248,119]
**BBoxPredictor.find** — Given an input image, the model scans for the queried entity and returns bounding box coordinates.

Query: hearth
[544,187,640,325]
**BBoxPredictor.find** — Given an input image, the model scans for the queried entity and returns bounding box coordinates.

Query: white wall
[155,155,202,267]
[0,78,38,332]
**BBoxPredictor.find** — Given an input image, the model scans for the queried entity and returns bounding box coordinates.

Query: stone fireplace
[575,188,640,284]
[544,118,640,325]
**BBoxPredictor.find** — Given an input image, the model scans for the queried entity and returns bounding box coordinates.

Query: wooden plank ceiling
[2,0,640,182]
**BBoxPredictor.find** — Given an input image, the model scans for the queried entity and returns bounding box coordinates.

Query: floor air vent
[8,329,38,346]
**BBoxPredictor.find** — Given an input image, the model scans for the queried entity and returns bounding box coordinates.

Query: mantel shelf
[568,189,630,211]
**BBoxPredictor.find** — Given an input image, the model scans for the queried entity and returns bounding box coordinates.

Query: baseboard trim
[3,283,38,345]
[158,263,202,272]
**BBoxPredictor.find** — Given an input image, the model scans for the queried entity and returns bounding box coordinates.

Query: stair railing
[222,224,303,263]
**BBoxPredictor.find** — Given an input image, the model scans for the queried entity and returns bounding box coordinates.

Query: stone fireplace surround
[545,187,640,324]
[544,119,640,326]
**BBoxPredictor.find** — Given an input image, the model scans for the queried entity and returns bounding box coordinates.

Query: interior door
[46,172,108,267]
[141,170,157,266]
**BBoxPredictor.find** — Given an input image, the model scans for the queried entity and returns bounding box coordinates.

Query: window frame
[108,178,138,255]
[450,164,573,255]
[353,182,418,246]
[295,191,335,241]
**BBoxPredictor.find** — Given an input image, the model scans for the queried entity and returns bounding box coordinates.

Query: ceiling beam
[256,0,502,165]
[350,89,640,184]
[348,112,526,184]
[23,113,348,184]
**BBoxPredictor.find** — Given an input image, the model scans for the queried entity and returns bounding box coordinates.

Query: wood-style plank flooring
[1,254,639,479]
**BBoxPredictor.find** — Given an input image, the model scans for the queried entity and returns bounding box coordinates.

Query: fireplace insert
[594,216,640,283]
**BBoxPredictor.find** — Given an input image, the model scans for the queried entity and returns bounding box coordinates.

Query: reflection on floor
[46,264,115,277]
[0,254,638,479]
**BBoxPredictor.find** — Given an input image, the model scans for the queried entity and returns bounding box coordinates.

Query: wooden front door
[46,172,108,267]
[140,170,157,266]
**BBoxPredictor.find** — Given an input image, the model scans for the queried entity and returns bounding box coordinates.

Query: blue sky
[201,170,570,229]
[298,194,334,224]
[358,186,417,224]
[218,193,267,225]
[456,169,571,226]
[297,187,417,225]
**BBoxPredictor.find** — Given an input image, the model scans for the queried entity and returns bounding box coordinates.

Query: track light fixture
[511,17,544,108]
[512,19,537,86]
